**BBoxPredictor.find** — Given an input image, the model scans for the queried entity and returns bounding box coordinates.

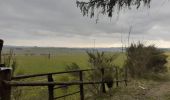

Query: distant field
[2,46,124,75]
[14,52,126,75]
[14,52,88,75]
[2,46,169,75]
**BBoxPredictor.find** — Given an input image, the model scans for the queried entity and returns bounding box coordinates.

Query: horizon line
[3,45,121,48]
[3,45,170,49]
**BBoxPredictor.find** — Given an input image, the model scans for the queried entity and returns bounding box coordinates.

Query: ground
[108,74,170,100]
[144,81,170,100]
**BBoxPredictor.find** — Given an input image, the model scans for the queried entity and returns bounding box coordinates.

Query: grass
[14,52,126,75]
[14,52,89,75]
[10,51,125,100]
[7,51,170,100]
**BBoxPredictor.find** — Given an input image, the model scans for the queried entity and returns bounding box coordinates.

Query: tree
[76,0,151,18]
[125,42,167,78]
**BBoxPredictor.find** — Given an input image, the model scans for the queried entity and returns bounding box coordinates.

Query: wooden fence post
[48,74,54,100]
[101,68,106,93]
[79,71,84,100]
[0,67,12,100]
[116,67,119,87]
[0,39,4,64]
[125,66,128,86]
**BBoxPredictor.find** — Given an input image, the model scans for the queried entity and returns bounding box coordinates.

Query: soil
[144,81,170,100]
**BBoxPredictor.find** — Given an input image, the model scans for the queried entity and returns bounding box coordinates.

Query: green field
[14,52,125,75]
[8,51,127,100]
[15,53,88,75]
[3,48,170,100]
[1,46,127,99]
[1,46,122,75]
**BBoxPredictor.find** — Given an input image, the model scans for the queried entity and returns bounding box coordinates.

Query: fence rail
[54,91,80,100]
[4,80,125,86]
[0,67,128,100]
[12,69,95,80]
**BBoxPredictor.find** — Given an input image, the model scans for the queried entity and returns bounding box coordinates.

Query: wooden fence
[0,67,127,100]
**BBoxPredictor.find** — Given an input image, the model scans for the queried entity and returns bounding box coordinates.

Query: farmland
[2,46,170,100]
[2,46,124,75]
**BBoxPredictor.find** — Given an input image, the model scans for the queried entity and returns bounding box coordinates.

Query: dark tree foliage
[76,0,151,18]
[125,43,167,78]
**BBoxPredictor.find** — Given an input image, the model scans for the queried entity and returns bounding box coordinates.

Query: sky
[0,0,170,48]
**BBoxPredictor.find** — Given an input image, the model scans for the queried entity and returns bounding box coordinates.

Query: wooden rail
[1,68,128,100]
[4,80,125,86]
[12,69,95,80]
[54,91,80,100]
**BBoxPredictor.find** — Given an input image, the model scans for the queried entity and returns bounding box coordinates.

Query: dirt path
[110,80,170,100]
[144,81,170,100]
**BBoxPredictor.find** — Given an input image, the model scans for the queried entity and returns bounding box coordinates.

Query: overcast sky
[0,0,170,48]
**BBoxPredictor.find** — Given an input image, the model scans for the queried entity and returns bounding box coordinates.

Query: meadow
[3,47,170,100]
[14,53,88,75]
[7,49,126,100]
[13,52,125,75]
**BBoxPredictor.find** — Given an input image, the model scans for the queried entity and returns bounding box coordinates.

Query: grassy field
[13,52,125,75]
[3,49,170,100]
[14,52,89,75]
[9,51,126,100]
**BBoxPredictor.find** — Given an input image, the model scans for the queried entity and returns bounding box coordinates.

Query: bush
[65,63,80,77]
[86,51,117,98]
[125,42,167,78]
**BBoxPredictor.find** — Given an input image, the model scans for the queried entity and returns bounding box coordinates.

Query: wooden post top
[0,39,3,51]
[0,67,12,71]
[0,39,4,65]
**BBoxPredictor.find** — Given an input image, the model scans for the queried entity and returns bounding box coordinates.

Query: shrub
[86,51,117,98]
[65,63,80,77]
[125,42,167,78]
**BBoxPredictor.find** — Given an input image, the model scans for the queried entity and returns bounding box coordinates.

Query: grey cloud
[0,0,170,47]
